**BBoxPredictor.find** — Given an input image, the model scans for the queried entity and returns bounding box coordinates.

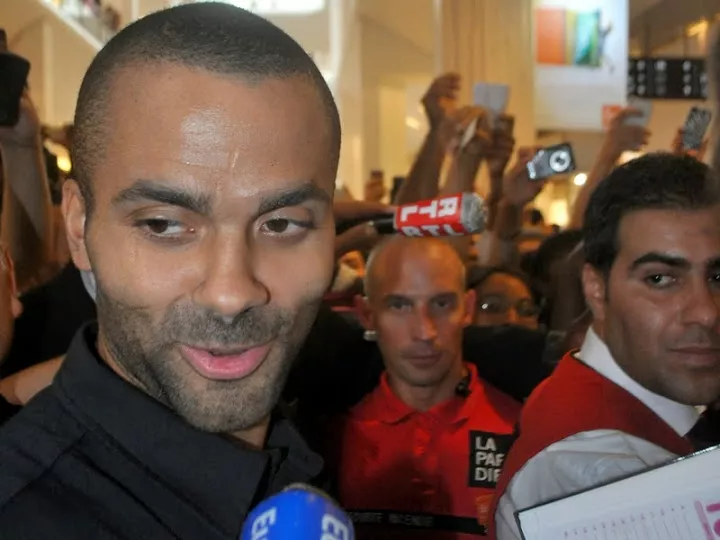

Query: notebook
[516,445,720,540]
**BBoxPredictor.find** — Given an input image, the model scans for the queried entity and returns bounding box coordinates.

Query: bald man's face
[360,241,475,391]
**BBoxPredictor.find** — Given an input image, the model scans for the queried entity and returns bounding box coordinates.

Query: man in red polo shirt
[492,153,720,540]
[328,236,521,539]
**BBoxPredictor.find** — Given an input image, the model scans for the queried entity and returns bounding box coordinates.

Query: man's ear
[582,263,607,324]
[353,294,375,331]
[462,289,477,327]
[61,180,91,271]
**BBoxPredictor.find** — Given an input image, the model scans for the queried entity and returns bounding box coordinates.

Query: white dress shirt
[495,328,700,540]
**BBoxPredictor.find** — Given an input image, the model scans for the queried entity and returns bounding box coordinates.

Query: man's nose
[193,234,269,319]
[412,307,438,342]
[682,279,720,329]
[506,307,521,326]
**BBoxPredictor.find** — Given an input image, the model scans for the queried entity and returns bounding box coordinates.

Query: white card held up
[516,445,720,540]
[473,83,509,126]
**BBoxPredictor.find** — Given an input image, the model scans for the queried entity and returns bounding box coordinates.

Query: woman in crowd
[467,266,539,330]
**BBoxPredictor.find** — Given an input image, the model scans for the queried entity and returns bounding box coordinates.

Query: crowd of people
[0,2,717,539]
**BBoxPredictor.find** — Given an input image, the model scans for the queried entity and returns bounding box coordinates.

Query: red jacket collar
[352,362,480,425]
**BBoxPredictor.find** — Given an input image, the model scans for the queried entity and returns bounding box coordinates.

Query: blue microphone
[241,483,354,539]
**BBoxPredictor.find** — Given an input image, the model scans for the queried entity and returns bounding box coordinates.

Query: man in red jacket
[329,236,521,539]
[492,153,720,540]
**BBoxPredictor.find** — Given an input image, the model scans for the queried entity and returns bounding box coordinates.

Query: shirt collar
[578,327,700,436]
[54,324,323,534]
[362,363,480,425]
[79,270,97,301]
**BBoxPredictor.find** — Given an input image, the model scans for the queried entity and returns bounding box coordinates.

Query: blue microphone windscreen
[241,485,354,540]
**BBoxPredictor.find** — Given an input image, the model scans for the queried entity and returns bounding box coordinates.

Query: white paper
[473,83,509,126]
[517,446,720,540]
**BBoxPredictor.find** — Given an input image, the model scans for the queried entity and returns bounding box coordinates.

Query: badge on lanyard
[467,431,515,489]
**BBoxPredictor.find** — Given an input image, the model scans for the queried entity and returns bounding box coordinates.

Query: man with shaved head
[361,237,471,399]
[0,3,338,537]
[327,236,521,539]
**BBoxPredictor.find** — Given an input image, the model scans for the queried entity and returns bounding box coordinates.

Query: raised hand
[422,72,461,131]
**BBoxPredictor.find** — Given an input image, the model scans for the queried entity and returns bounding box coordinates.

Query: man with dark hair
[0,3,339,537]
[491,153,720,540]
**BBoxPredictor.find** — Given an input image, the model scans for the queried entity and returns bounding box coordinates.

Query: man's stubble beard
[93,282,322,434]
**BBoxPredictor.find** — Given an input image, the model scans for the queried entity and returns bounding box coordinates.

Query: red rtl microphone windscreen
[392,193,487,237]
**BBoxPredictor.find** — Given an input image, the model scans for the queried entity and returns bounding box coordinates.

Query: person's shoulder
[474,377,523,417]
[0,388,86,507]
[0,396,22,426]
[346,383,385,422]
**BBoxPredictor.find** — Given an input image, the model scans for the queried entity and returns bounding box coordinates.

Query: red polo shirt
[331,363,521,539]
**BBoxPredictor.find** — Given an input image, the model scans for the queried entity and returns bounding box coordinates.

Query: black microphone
[455,371,472,398]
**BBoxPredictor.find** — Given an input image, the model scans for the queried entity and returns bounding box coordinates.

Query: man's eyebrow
[432,291,459,301]
[630,252,691,270]
[706,257,720,269]
[383,293,410,303]
[112,180,212,216]
[382,292,458,303]
[256,183,331,216]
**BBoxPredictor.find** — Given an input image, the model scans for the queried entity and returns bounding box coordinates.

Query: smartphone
[625,98,653,127]
[526,143,577,181]
[681,107,712,150]
[0,29,30,127]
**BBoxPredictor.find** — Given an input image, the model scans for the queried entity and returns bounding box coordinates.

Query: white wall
[328,0,364,196]
[359,9,434,185]
[0,0,98,125]
[45,22,96,124]
[11,19,48,119]
[137,0,168,18]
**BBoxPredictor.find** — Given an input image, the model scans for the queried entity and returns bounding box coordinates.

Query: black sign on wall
[628,57,708,100]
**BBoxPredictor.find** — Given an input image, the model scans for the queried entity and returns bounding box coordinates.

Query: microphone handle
[371,217,396,235]
[336,213,395,235]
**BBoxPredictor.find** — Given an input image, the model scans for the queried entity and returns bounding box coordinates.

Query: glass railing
[41,0,121,44]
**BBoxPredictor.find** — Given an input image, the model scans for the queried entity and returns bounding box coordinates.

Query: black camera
[526,143,576,181]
